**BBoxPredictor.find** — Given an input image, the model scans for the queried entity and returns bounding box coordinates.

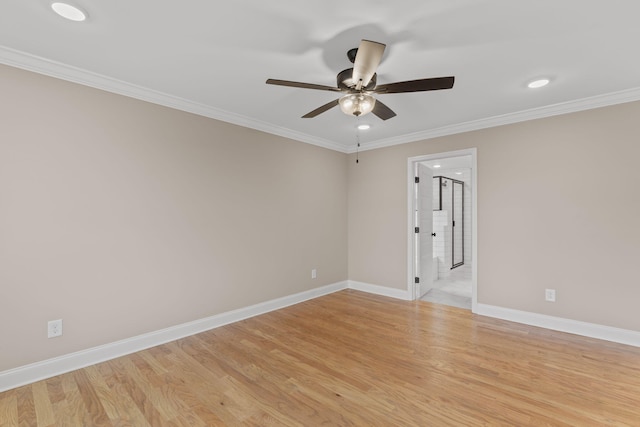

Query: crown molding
[4,45,640,156]
[0,45,347,153]
[352,86,640,153]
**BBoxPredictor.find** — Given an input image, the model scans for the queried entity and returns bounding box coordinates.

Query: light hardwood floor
[2,290,640,426]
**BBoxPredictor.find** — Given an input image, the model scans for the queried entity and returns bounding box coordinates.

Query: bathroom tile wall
[432,209,448,279]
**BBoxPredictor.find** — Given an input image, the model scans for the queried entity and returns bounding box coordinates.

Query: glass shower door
[452,180,464,268]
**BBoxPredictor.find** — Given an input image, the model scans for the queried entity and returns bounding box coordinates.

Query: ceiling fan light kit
[339,93,376,117]
[266,39,455,121]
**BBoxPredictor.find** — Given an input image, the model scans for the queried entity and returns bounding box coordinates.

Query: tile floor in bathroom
[420,264,472,310]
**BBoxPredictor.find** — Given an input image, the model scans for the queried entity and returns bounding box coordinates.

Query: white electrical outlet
[48,319,63,338]
[311,269,317,279]
[545,289,556,302]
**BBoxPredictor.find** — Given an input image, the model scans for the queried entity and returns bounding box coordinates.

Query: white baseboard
[347,280,412,300]
[476,303,640,348]
[10,282,635,393]
[0,281,348,392]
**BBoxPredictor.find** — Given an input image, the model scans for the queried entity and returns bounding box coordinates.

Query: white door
[415,163,433,298]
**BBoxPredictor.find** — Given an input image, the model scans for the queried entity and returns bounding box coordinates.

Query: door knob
[432,233,436,237]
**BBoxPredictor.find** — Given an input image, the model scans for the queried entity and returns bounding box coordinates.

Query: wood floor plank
[72,370,112,426]
[0,389,18,427]
[2,289,640,425]
[119,355,180,422]
[137,350,169,377]
[160,342,242,425]
[31,382,55,427]
[15,386,36,427]
[84,364,147,427]
[194,332,346,425]
[93,361,152,427]
[58,372,88,426]
[106,358,176,427]
[43,378,64,407]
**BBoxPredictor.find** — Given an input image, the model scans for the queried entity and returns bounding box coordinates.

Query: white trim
[4,45,640,155]
[476,304,640,348]
[407,149,478,310]
[347,280,412,301]
[407,161,417,299]
[0,46,346,153]
[351,87,640,153]
[0,281,347,392]
[5,278,638,393]
[470,153,478,313]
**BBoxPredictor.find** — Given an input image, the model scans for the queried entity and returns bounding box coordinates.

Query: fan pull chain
[355,119,361,164]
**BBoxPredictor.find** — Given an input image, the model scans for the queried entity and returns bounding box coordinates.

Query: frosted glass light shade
[339,94,376,117]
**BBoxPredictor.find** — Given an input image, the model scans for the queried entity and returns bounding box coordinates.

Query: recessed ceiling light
[527,78,550,89]
[433,164,441,168]
[455,172,462,175]
[357,124,370,130]
[51,2,87,21]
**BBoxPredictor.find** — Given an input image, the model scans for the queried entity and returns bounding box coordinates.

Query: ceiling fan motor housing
[337,68,377,91]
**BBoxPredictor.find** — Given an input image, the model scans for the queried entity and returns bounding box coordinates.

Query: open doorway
[407,149,477,311]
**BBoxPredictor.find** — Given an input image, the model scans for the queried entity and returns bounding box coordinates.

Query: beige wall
[348,100,640,331]
[3,60,640,374]
[0,64,348,372]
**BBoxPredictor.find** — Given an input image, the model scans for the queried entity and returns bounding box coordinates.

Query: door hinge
[415,176,420,183]
[415,227,419,233]
[415,277,420,284]
[452,220,455,227]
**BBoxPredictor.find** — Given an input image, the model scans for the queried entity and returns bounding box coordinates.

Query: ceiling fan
[266,39,455,121]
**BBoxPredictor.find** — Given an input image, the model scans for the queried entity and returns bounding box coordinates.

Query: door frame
[406,148,478,312]
[415,163,434,299]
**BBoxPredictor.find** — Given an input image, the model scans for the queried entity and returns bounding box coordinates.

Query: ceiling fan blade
[374,76,455,94]
[266,79,341,92]
[371,99,397,121]
[352,40,386,89]
[302,99,340,118]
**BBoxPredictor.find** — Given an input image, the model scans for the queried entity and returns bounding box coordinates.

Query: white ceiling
[422,155,471,172]
[2,1,640,153]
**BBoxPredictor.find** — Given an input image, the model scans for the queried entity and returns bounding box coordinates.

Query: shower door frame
[433,175,465,270]
[451,179,464,269]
